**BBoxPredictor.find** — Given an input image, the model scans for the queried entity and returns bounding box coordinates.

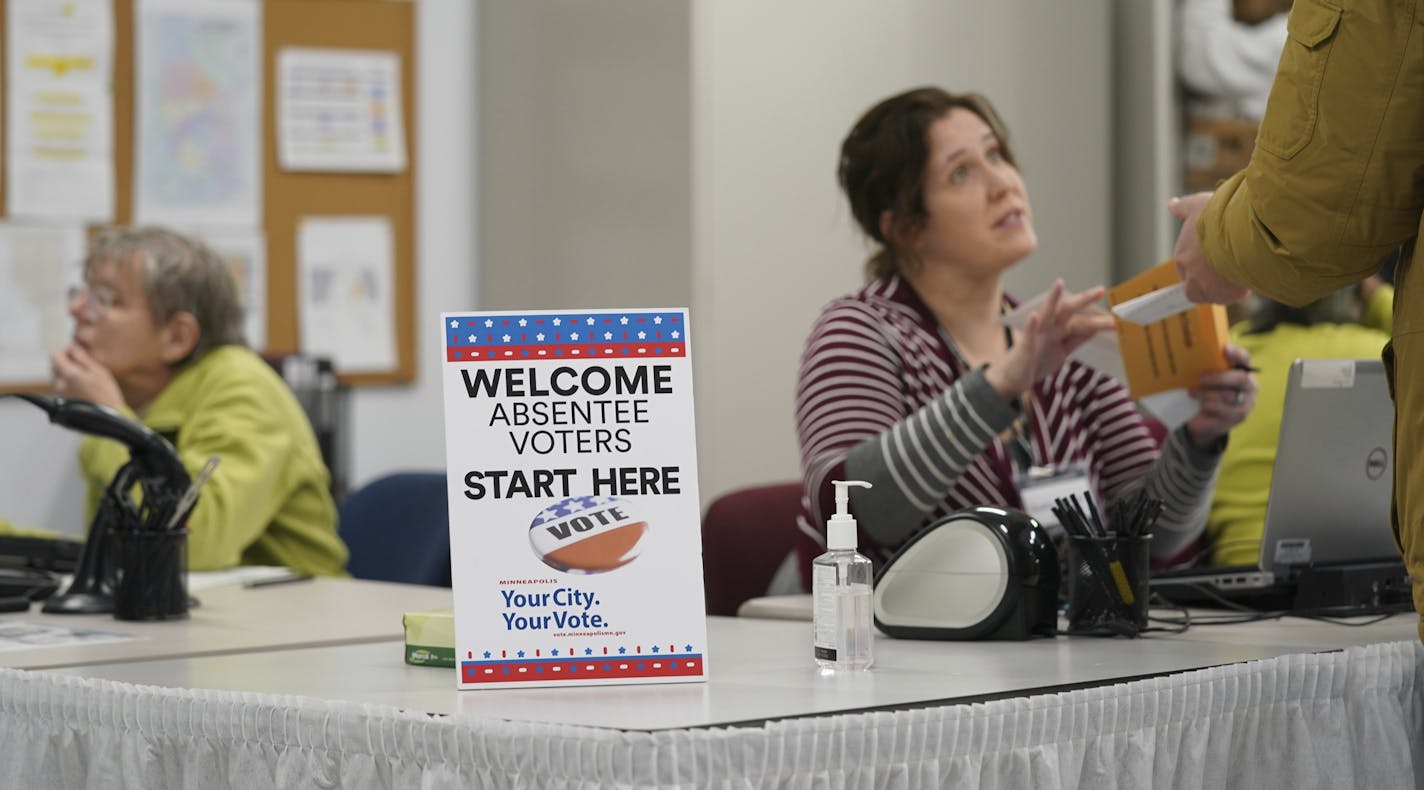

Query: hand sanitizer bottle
[813,480,874,670]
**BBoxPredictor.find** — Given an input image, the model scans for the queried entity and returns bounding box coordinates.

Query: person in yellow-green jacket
[45,227,348,576]
[1169,0,1424,639]
[1207,279,1393,566]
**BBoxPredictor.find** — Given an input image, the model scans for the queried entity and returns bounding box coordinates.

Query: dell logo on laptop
[1366,447,1388,480]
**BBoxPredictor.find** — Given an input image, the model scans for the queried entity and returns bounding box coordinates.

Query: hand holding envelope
[1005,260,1240,429]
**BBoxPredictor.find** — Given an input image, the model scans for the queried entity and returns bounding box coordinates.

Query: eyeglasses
[66,283,117,321]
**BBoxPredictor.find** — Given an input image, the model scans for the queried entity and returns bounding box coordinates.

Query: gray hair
[84,226,247,363]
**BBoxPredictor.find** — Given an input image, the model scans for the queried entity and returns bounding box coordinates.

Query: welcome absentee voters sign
[440,307,709,690]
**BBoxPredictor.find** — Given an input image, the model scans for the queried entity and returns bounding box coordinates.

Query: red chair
[701,483,804,616]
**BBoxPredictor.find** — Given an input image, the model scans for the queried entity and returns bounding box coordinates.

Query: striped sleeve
[795,300,1018,552]
[1140,427,1222,560]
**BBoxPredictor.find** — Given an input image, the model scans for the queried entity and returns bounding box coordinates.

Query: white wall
[0,403,83,533]
[691,0,1114,504]
[1,0,1133,533]
[476,1,691,312]
[0,0,477,534]
[1113,0,1179,280]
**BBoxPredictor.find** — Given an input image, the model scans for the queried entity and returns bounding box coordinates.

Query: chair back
[701,482,803,616]
[338,472,451,586]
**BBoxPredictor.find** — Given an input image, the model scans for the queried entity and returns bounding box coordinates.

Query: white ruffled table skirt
[2,640,1422,789]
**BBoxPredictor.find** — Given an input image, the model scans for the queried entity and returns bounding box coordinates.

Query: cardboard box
[1108,260,1230,399]
[1183,114,1259,192]
[403,608,455,667]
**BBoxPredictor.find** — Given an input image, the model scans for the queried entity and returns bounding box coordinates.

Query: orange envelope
[1107,260,1229,399]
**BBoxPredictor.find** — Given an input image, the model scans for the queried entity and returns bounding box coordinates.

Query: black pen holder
[111,528,189,621]
[1067,534,1151,636]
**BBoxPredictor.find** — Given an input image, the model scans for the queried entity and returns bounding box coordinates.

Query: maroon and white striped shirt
[794,275,1217,582]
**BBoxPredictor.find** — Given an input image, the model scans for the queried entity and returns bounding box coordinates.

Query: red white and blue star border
[445,311,687,363]
[461,642,704,685]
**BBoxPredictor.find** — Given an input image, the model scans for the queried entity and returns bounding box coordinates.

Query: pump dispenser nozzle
[827,480,872,550]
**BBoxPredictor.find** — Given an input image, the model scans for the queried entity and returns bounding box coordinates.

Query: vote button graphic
[529,495,648,573]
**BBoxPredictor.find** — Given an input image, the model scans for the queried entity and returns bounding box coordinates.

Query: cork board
[0,0,416,386]
[263,0,416,384]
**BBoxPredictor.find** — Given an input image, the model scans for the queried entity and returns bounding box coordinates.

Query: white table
[739,593,1417,647]
[41,610,1419,729]
[9,601,1422,787]
[0,576,452,669]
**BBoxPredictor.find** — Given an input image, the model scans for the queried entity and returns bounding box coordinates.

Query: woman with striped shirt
[793,87,1257,586]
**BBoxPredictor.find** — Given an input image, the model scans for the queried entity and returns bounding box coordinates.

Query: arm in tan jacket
[1199,0,1424,305]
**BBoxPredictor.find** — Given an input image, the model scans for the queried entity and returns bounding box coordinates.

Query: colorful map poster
[440,308,708,690]
[133,0,260,227]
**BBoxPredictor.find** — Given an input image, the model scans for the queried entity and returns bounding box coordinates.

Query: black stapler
[0,534,81,612]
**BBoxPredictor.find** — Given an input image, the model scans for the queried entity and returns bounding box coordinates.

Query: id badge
[1017,462,1091,537]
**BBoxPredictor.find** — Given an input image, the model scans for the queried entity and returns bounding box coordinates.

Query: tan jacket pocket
[1256,0,1342,160]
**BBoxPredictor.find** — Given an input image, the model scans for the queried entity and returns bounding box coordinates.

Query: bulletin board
[0,0,416,386]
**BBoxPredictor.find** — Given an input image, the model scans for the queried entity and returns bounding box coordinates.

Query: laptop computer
[1150,358,1408,611]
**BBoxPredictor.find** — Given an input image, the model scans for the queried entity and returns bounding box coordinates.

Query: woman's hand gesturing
[985,279,1115,398]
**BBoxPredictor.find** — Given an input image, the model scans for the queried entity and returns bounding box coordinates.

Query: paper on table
[187,565,295,592]
[0,621,135,652]
[1110,282,1195,325]
[1000,292,1126,383]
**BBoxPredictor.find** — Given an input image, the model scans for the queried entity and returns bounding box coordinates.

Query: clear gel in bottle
[813,479,874,670]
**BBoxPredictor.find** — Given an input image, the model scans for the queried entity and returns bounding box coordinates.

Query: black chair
[338,472,451,586]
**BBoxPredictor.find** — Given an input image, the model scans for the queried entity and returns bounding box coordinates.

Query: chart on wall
[277,46,407,173]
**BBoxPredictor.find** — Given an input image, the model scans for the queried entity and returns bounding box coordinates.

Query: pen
[163,455,221,531]
[1232,364,1261,373]
[244,573,314,589]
